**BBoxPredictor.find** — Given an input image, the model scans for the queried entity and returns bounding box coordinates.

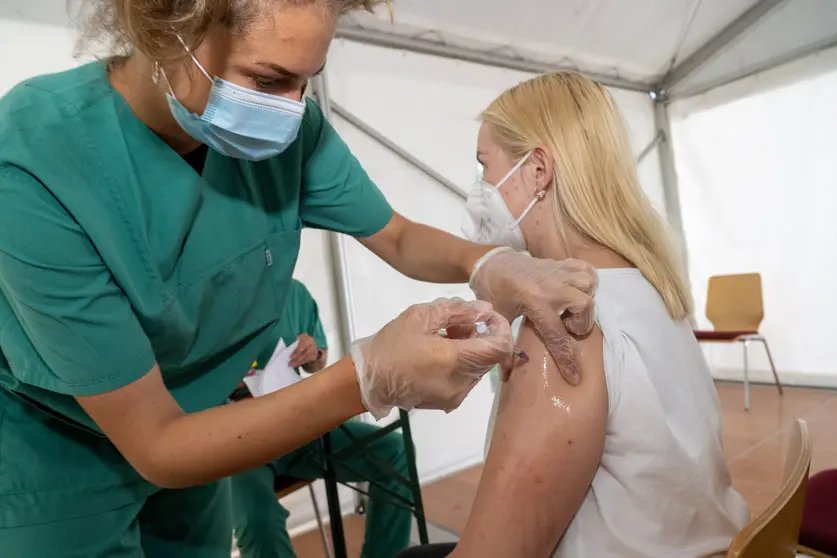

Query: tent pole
[670,35,837,100]
[330,101,466,200]
[311,74,357,355]
[636,131,664,164]
[662,0,789,91]
[653,93,689,276]
[311,72,369,514]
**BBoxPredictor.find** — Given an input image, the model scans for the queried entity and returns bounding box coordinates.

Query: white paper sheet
[242,339,302,397]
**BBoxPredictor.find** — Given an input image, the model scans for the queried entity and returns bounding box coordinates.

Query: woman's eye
[251,76,284,91]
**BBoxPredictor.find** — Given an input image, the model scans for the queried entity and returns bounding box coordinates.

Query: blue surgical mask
[161,42,306,161]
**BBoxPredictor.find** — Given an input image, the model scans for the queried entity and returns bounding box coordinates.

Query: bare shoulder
[501,319,607,423]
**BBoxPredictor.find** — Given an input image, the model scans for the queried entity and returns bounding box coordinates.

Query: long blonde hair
[481,72,692,320]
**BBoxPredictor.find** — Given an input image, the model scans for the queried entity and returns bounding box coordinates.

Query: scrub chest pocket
[146,225,302,377]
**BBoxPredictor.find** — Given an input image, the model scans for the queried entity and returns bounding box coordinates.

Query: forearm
[149,357,362,487]
[363,214,496,284]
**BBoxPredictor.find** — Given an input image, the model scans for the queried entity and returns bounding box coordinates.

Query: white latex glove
[350,298,513,420]
[469,247,597,385]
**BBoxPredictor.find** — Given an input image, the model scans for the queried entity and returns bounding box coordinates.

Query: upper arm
[0,167,183,482]
[299,100,393,237]
[456,320,608,558]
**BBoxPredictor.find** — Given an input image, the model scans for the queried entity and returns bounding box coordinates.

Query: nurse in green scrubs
[230,279,412,558]
[0,1,596,556]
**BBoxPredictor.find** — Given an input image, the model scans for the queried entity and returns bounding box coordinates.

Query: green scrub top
[0,61,393,528]
[257,278,328,366]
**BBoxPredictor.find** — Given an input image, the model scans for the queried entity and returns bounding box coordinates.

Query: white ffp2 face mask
[461,152,540,251]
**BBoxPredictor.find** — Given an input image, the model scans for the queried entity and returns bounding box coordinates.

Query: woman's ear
[531,146,555,191]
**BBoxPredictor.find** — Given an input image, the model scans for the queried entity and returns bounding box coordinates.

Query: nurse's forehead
[229,5,334,76]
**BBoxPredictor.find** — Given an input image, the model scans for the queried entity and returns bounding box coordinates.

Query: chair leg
[743,340,750,411]
[760,338,784,395]
[321,434,347,558]
[309,483,334,558]
[399,409,429,545]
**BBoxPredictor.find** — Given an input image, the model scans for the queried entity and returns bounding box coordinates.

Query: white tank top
[486,269,749,557]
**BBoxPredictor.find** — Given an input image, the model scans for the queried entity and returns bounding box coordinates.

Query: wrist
[468,246,515,287]
[463,244,498,278]
[333,356,366,416]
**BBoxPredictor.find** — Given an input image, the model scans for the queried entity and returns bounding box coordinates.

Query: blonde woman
[400,72,749,558]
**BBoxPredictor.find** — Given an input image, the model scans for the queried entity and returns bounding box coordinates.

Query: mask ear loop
[175,35,213,83]
[510,189,546,230]
[493,151,533,189]
[154,36,214,99]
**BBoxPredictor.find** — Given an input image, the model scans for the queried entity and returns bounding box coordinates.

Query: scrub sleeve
[0,62,393,558]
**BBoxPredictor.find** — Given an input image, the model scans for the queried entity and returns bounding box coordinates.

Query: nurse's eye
[250,75,288,92]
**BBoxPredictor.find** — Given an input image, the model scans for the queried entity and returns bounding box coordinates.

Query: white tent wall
[0,20,79,93]
[669,46,837,388]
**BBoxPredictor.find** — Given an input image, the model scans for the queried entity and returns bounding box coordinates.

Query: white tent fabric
[339,0,837,96]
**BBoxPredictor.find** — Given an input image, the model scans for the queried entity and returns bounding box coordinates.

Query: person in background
[230,279,411,558]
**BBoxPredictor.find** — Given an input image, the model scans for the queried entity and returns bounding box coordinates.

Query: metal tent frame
[324,0,832,308]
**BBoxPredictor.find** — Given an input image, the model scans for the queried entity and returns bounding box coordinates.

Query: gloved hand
[350,298,513,420]
[469,247,597,385]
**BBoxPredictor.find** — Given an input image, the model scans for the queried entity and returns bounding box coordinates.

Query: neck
[524,208,634,270]
[108,55,201,154]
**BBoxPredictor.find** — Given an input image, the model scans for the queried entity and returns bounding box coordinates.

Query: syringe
[437,321,529,361]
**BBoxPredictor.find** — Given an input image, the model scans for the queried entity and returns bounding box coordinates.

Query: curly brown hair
[75,0,392,61]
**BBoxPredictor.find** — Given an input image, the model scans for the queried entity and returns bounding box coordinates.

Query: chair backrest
[726,419,813,558]
[705,273,764,332]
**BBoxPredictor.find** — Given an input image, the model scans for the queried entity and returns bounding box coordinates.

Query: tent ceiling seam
[666,0,706,74]
[334,24,654,92]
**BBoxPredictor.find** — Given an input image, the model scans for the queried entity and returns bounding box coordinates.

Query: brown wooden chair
[694,273,783,410]
[726,418,812,557]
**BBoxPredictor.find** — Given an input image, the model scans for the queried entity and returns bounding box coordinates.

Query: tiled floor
[290,382,837,556]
